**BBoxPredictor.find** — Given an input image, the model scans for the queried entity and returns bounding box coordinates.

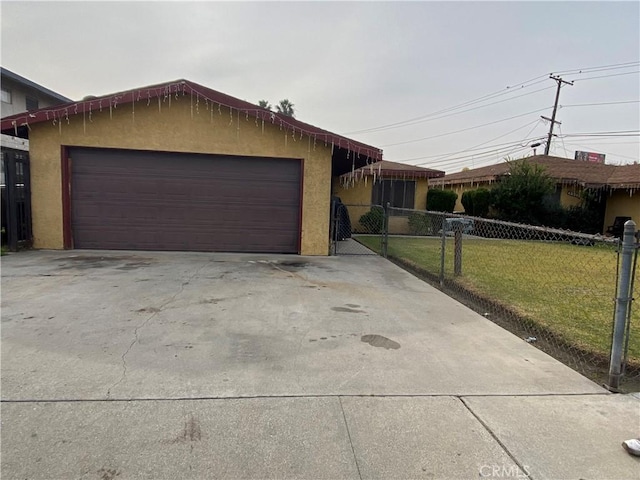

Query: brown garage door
[69,148,301,253]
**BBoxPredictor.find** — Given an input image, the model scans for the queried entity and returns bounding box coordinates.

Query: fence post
[453,221,463,276]
[383,202,390,258]
[439,213,446,286]
[607,220,636,391]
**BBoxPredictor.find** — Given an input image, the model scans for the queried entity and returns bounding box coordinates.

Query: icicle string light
[1,80,382,161]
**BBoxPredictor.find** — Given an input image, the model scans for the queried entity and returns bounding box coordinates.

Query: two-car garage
[1,78,381,255]
[69,148,302,253]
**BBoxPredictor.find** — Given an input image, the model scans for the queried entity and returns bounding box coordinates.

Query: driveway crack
[458,397,533,479]
[106,260,210,398]
[338,396,363,480]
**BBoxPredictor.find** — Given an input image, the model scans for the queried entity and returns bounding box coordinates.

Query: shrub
[461,188,492,217]
[359,208,384,234]
[408,212,431,235]
[491,159,555,225]
[427,189,457,213]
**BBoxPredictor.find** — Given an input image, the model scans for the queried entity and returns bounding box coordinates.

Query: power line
[410,119,543,165]
[561,141,639,162]
[561,100,640,108]
[397,138,540,167]
[342,78,551,135]
[343,61,640,136]
[378,107,551,147]
[552,61,640,76]
[372,86,555,143]
[571,70,640,82]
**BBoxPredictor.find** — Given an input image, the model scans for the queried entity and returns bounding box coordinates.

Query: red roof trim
[0,79,383,162]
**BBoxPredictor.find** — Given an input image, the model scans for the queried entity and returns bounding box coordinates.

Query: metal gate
[1,148,32,251]
[330,201,385,256]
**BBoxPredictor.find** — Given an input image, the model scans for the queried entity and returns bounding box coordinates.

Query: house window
[372,179,416,212]
[1,88,11,104]
[26,96,38,111]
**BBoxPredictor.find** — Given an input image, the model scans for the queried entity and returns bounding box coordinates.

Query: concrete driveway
[2,250,638,479]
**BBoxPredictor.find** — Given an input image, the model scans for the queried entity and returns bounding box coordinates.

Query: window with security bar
[372,179,415,214]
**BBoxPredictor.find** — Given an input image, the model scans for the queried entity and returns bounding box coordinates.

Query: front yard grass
[356,235,640,367]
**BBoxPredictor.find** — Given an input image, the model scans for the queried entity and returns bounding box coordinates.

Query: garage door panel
[70,148,301,253]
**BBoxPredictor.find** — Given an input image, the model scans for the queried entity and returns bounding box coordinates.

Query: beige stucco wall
[559,185,583,208]
[604,190,640,233]
[332,177,429,234]
[332,177,373,205]
[332,177,429,208]
[28,95,333,255]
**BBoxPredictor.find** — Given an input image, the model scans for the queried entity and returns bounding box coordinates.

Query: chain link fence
[353,206,639,391]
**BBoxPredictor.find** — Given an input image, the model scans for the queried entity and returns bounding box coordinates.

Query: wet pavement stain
[55,255,152,270]
[277,261,309,269]
[135,307,161,314]
[361,334,401,350]
[97,468,121,480]
[332,306,365,313]
[174,414,202,443]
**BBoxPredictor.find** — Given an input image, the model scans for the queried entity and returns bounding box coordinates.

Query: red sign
[575,151,606,163]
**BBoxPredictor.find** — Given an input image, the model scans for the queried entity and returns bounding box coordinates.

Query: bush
[408,212,431,235]
[427,189,458,212]
[491,159,555,225]
[461,188,492,217]
[359,208,384,234]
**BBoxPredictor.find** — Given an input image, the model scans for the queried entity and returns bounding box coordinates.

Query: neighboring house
[1,67,72,117]
[428,155,640,234]
[1,67,71,249]
[0,79,382,255]
[333,160,445,234]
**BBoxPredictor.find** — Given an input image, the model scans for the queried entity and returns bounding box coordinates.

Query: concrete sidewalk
[1,251,639,479]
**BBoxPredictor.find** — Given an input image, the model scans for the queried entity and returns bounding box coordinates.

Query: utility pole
[543,75,573,155]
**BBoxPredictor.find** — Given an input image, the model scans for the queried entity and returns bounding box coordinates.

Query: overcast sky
[1,1,638,171]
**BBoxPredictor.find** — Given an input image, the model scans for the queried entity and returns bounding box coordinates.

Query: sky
[1,1,639,173]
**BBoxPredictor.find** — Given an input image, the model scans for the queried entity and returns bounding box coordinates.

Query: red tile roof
[428,155,640,190]
[0,79,383,162]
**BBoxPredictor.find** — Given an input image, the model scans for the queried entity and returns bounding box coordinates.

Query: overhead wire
[342,76,551,135]
[344,61,639,136]
[409,119,544,165]
[561,141,639,162]
[378,107,551,147]
[552,61,640,76]
[561,100,640,108]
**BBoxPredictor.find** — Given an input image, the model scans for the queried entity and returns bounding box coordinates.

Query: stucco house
[0,79,382,255]
[2,67,73,250]
[428,155,640,234]
[333,160,445,234]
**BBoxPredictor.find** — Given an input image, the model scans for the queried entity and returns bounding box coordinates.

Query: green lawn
[356,235,640,366]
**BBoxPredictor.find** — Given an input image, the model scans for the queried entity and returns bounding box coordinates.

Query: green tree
[276,99,295,117]
[258,100,272,111]
[491,159,555,225]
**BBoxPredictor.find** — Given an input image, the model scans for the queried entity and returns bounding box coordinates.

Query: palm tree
[276,99,295,117]
[258,100,272,111]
